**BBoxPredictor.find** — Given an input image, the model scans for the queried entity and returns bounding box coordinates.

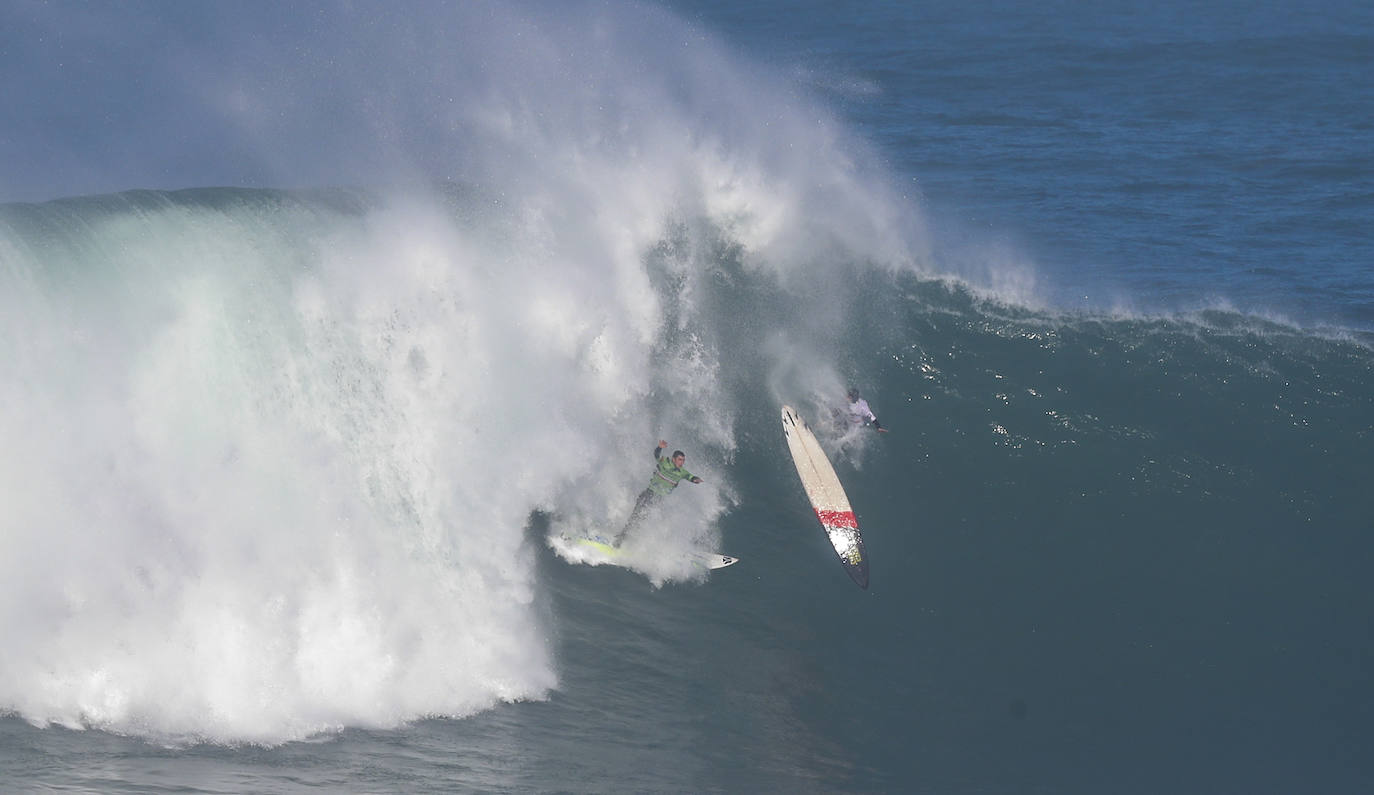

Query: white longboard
[780,405,869,589]
[561,534,739,570]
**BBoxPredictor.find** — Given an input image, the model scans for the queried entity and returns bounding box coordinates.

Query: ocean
[2,1,1371,792]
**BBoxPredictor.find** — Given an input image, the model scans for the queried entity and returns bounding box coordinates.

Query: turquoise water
[2,2,1372,792]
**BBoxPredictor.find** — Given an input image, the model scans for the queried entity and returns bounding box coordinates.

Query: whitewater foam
[0,0,945,744]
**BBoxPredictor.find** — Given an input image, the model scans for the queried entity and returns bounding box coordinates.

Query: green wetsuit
[614,443,700,545]
[647,446,697,495]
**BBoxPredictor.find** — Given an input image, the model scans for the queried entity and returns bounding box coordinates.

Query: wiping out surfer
[612,440,703,547]
[845,388,887,432]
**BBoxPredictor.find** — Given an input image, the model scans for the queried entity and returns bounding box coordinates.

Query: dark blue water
[694,0,1374,329]
[2,2,1372,793]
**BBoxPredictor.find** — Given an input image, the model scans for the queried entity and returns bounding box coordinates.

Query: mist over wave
[0,2,944,744]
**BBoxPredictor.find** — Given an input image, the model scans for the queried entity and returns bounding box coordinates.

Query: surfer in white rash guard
[846,388,887,432]
[612,440,704,547]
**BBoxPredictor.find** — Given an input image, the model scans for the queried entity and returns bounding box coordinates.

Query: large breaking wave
[0,1,942,743]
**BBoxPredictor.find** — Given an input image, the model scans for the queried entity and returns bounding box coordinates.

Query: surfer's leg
[614,489,658,546]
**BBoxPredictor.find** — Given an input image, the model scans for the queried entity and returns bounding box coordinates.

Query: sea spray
[0,155,918,740]
[0,1,941,744]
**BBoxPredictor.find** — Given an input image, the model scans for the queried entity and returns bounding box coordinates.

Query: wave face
[5,187,1371,758]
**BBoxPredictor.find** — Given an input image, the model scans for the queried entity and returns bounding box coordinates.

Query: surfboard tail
[825,524,869,590]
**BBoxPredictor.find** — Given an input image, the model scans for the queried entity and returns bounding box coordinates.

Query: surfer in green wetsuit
[612,440,703,546]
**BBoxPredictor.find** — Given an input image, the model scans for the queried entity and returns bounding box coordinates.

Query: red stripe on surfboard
[816,509,857,528]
